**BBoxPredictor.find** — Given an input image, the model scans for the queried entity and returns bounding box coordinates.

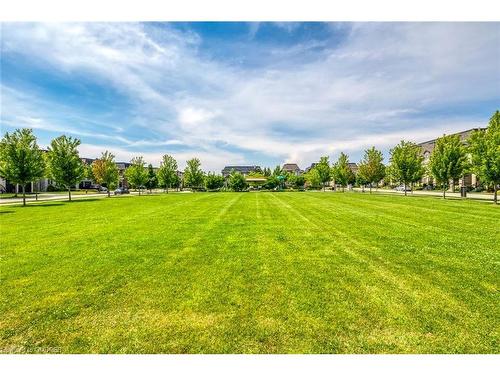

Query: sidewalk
[351,188,494,201]
[0,191,144,205]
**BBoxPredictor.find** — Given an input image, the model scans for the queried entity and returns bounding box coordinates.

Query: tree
[316,156,331,191]
[157,154,178,193]
[145,164,158,193]
[263,167,271,177]
[172,173,181,191]
[389,140,425,196]
[357,147,386,193]
[272,165,283,177]
[46,135,84,202]
[428,134,469,199]
[265,175,280,189]
[205,172,225,191]
[0,128,45,206]
[84,163,94,183]
[356,171,369,193]
[125,157,148,195]
[184,158,204,190]
[288,174,306,189]
[91,151,119,197]
[469,110,500,204]
[331,152,353,192]
[305,168,321,189]
[228,171,247,191]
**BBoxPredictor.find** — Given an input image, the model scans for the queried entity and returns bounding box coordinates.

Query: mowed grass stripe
[0,192,498,353]
[270,193,498,352]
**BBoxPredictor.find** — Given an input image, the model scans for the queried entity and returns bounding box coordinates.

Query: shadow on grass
[0,210,14,214]
[22,203,65,207]
[66,198,101,203]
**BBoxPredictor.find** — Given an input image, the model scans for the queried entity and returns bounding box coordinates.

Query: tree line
[1,110,499,205]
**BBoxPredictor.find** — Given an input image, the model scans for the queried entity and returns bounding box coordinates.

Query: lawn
[0,192,498,353]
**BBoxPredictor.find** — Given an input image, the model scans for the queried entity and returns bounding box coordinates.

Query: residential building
[418,127,486,188]
[348,162,358,174]
[221,165,261,178]
[304,163,318,173]
[282,163,302,176]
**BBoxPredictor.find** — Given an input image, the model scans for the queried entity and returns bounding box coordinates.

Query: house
[418,127,486,188]
[221,165,261,178]
[282,163,302,176]
[304,163,318,173]
[348,163,358,174]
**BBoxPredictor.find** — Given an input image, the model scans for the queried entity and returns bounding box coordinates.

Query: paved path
[1,188,495,206]
[351,188,494,201]
[0,191,146,205]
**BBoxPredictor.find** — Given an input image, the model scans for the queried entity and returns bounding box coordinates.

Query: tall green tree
[315,156,331,191]
[356,171,369,193]
[469,110,500,204]
[357,147,386,193]
[288,174,306,189]
[92,151,119,197]
[429,134,469,199]
[331,152,354,192]
[184,158,204,190]
[157,154,178,193]
[205,172,225,191]
[125,157,148,195]
[0,128,45,206]
[305,168,321,189]
[145,164,158,193]
[46,135,84,202]
[389,140,425,196]
[228,171,247,191]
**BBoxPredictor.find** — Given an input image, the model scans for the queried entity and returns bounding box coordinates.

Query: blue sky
[1,22,499,171]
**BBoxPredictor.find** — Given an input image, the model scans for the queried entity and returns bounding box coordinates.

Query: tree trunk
[166,186,169,194]
[443,186,446,199]
[107,189,110,198]
[404,183,407,196]
[139,187,141,196]
[22,184,26,206]
[369,185,372,194]
[68,187,72,201]
[494,186,498,204]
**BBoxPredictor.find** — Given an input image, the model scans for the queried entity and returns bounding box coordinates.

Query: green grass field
[0,192,498,353]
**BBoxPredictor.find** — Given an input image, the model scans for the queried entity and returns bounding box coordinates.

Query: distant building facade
[418,127,486,188]
[282,163,302,175]
[221,165,261,178]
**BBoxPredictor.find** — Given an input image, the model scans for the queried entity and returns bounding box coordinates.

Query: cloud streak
[1,22,499,170]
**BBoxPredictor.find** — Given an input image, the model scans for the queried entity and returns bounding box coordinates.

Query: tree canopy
[184,158,204,190]
[388,141,424,196]
[0,128,46,205]
[145,164,158,193]
[315,156,331,190]
[429,134,468,198]
[46,135,84,201]
[157,154,178,193]
[228,171,247,191]
[305,168,321,189]
[468,110,500,203]
[125,156,148,195]
[205,172,225,191]
[92,151,119,197]
[331,152,354,192]
[357,147,386,193]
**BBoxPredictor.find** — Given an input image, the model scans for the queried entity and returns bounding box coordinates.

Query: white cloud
[1,22,498,170]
